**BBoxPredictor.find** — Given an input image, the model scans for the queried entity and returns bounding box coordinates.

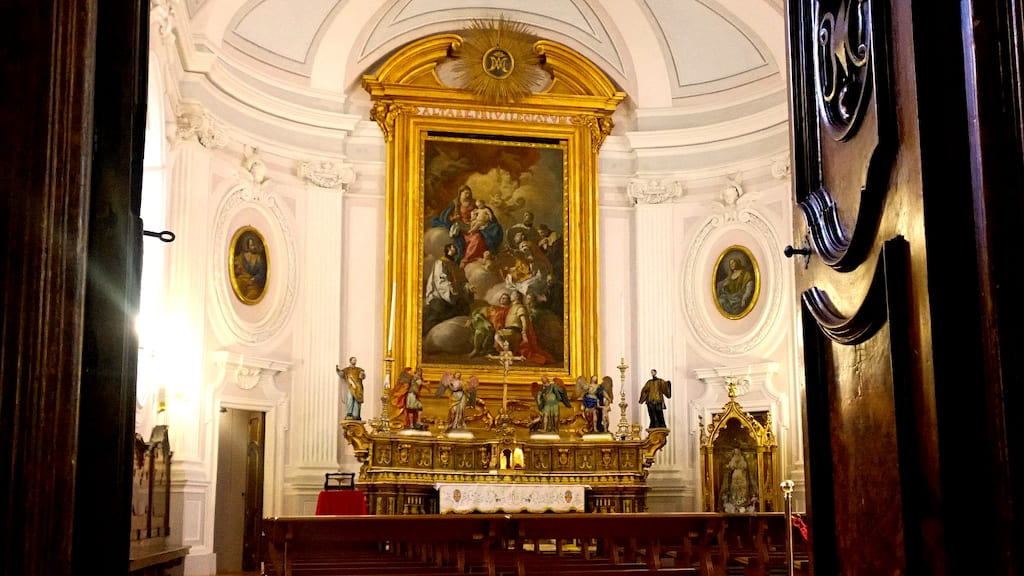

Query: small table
[315,490,367,515]
[435,483,587,514]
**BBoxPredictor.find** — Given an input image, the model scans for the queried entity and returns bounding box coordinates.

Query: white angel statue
[434,371,479,431]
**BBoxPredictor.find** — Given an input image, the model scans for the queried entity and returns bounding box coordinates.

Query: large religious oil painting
[421,135,566,371]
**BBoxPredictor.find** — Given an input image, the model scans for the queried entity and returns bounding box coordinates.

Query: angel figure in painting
[531,376,571,434]
[575,375,613,433]
[434,371,479,432]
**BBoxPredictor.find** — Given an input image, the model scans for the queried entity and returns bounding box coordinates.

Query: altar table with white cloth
[435,483,588,514]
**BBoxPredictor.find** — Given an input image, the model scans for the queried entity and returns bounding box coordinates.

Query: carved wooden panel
[788,1,927,573]
[792,0,895,272]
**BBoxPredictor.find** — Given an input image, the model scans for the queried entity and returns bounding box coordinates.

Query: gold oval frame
[712,245,760,320]
[229,225,269,305]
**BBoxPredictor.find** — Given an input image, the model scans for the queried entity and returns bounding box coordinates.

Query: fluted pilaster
[299,185,344,465]
[162,142,211,466]
[633,200,678,459]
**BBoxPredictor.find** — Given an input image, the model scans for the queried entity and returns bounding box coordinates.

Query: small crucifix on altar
[487,339,524,411]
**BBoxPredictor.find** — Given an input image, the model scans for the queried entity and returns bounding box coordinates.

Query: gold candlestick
[372,355,393,435]
[615,356,632,440]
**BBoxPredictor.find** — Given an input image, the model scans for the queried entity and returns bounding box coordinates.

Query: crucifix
[488,339,524,411]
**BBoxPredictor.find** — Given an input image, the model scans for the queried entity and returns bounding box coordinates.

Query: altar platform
[342,420,668,515]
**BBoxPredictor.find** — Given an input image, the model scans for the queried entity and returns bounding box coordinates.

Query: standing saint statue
[720,448,754,512]
[336,356,365,420]
[638,368,671,429]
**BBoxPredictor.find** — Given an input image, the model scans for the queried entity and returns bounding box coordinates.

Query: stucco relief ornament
[235,366,261,390]
[452,16,546,103]
[626,178,684,205]
[770,156,791,180]
[236,145,270,202]
[298,160,355,190]
[150,0,177,41]
[174,106,227,149]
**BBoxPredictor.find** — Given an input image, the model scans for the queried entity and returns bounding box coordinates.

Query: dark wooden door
[786,1,1022,574]
[243,411,266,571]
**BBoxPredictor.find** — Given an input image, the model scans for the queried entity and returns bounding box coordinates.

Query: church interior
[5,1,1021,575]
[130,1,800,573]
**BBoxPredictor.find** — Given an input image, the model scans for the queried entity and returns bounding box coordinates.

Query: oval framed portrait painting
[712,245,760,320]
[229,226,269,305]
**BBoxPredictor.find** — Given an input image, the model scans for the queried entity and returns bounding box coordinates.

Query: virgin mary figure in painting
[429,184,503,267]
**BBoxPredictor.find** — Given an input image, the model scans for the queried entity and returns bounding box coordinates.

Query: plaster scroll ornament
[174,106,227,149]
[150,0,176,40]
[298,160,356,189]
[235,366,261,390]
[770,156,791,180]
[626,178,684,205]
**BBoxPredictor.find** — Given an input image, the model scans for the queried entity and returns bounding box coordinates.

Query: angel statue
[391,366,429,431]
[575,375,614,434]
[434,371,479,432]
[530,376,571,434]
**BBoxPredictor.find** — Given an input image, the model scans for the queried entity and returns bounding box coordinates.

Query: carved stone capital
[627,178,684,205]
[150,0,177,41]
[174,105,228,149]
[770,156,791,180]
[298,159,356,189]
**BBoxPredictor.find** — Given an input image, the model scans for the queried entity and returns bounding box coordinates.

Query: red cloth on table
[315,490,367,515]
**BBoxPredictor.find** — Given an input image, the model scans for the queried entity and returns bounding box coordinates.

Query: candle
[387,282,396,353]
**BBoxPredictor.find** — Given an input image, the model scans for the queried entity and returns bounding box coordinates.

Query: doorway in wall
[215,407,266,574]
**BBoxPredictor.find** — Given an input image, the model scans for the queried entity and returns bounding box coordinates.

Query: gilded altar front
[343,421,667,515]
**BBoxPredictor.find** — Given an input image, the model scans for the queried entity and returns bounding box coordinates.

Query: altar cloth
[435,483,587,513]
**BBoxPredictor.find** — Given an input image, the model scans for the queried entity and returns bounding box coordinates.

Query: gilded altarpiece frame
[364,33,623,414]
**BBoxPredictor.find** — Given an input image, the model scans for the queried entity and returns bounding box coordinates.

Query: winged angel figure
[575,375,614,433]
[529,376,572,433]
[434,371,479,431]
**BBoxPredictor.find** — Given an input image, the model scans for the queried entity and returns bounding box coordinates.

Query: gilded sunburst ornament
[453,17,544,103]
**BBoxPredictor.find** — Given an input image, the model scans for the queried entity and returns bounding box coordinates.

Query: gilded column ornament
[369,101,409,143]
[571,115,614,153]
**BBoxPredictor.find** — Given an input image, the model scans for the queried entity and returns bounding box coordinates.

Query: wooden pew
[261,513,794,576]
[263,514,514,576]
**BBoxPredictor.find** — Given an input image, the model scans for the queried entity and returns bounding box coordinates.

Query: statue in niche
[719,447,755,513]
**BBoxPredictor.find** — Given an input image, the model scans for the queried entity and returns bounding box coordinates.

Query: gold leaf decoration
[453,16,544,103]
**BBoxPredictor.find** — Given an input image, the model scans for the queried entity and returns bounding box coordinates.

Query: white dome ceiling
[165,0,788,172]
